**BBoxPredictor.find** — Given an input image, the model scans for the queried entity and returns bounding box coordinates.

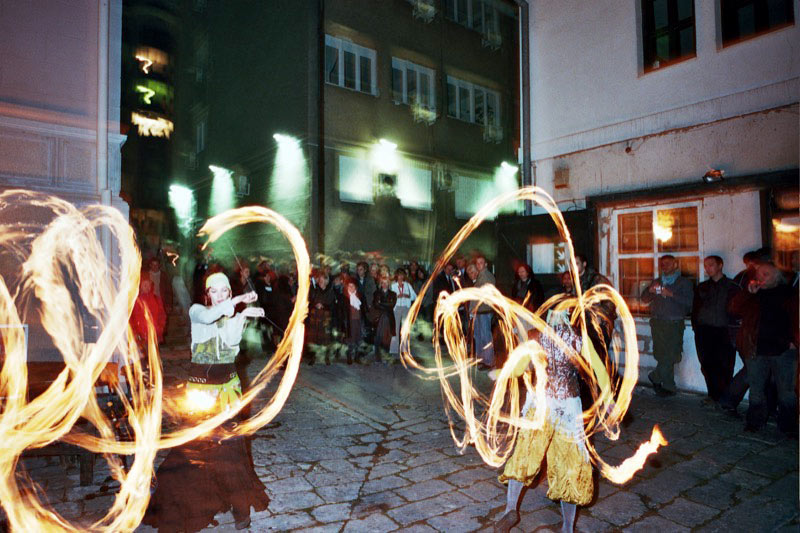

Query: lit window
[721,0,794,46]
[454,174,499,220]
[397,162,432,210]
[391,58,436,111]
[614,203,700,314]
[339,155,373,204]
[641,0,696,72]
[325,35,377,95]
[446,76,501,132]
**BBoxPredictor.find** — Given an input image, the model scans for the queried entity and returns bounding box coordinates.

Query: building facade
[527,0,799,392]
[173,0,525,271]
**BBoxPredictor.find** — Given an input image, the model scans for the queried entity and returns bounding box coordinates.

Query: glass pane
[344,50,356,89]
[676,256,699,285]
[737,4,756,36]
[459,85,471,121]
[772,216,800,271]
[619,257,654,314]
[656,33,670,61]
[392,66,403,102]
[456,0,468,24]
[767,0,793,27]
[677,0,693,21]
[418,71,430,107]
[474,89,485,125]
[656,206,698,253]
[407,69,417,104]
[679,26,695,56]
[325,45,338,85]
[653,0,669,30]
[447,81,457,117]
[618,212,653,254]
[359,56,372,94]
[486,92,497,126]
[472,0,484,32]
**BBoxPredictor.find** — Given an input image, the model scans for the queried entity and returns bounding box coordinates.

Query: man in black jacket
[692,256,737,405]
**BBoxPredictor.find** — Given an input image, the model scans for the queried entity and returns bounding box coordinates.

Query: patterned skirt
[498,396,593,505]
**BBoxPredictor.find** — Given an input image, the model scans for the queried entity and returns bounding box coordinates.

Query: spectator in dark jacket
[513,263,544,312]
[728,263,798,434]
[691,256,737,404]
[372,276,397,363]
[306,274,335,365]
[341,280,365,365]
[642,255,694,396]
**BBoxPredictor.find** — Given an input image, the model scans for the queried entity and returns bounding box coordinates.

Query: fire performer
[144,272,269,532]
[495,309,592,533]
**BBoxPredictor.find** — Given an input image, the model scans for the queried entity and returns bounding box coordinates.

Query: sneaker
[493,510,520,533]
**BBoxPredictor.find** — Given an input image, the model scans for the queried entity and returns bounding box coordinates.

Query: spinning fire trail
[0,193,309,532]
[399,186,667,483]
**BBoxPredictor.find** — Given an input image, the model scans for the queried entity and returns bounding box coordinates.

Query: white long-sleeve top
[391,280,417,308]
[188,299,247,364]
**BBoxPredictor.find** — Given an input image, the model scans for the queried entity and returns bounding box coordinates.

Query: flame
[599,426,668,484]
[134,55,153,74]
[0,193,308,531]
[400,186,667,484]
[131,112,174,138]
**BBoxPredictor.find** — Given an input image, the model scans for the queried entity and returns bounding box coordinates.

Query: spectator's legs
[474,313,495,367]
[774,348,799,434]
[649,319,684,393]
[720,359,748,411]
[695,325,736,401]
[745,355,770,430]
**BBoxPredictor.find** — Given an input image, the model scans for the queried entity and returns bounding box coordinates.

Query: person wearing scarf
[145,272,269,532]
[342,280,365,364]
[641,255,694,396]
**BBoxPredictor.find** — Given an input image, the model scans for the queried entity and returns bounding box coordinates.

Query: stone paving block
[395,479,453,501]
[351,490,407,518]
[626,515,690,532]
[359,433,384,443]
[268,463,310,479]
[349,456,374,469]
[385,429,412,439]
[658,497,719,527]
[381,439,408,450]
[347,443,378,456]
[670,456,725,480]
[696,495,799,533]
[401,459,462,482]
[323,423,374,437]
[397,525,437,533]
[268,490,324,513]
[312,503,352,523]
[736,450,798,479]
[629,469,699,506]
[306,469,367,488]
[513,507,560,531]
[572,512,616,532]
[445,466,496,486]
[265,475,313,494]
[375,449,411,464]
[517,484,554,512]
[250,510,314,530]
[588,491,647,527]
[387,491,473,526]
[459,479,506,504]
[757,472,799,501]
[404,420,447,434]
[684,479,738,510]
[361,475,410,494]
[342,512,398,533]
[427,508,483,532]
[289,447,350,462]
[404,450,447,467]
[319,459,359,473]
[316,482,363,504]
[368,462,407,480]
[297,523,344,533]
[716,467,771,493]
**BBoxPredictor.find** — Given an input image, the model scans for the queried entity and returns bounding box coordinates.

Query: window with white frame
[444,0,500,36]
[612,202,701,315]
[325,35,377,95]
[397,162,432,210]
[446,76,501,131]
[391,58,436,111]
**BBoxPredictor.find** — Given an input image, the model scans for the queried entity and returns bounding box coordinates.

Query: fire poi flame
[399,186,667,483]
[0,193,309,532]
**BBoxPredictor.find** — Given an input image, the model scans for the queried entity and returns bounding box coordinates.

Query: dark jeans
[746,348,798,433]
[693,325,736,400]
[649,318,685,392]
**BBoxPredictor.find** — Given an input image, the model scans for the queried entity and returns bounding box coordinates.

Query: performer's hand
[234,291,258,305]
[241,307,265,319]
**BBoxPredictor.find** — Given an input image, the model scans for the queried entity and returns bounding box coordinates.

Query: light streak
[400,186,667,483]
[135,85,155,105]
[131,112,174,138]
[134,55,152,74]
[0,192,309,531]
[165,251,179,267]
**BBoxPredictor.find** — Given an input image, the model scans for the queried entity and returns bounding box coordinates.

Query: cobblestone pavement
[14,341,799,532]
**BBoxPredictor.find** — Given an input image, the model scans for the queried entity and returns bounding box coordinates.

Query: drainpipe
[515,0,532,215]
[98,0,112,255]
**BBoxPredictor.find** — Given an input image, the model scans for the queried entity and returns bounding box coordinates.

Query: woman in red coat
[130,277,167,348]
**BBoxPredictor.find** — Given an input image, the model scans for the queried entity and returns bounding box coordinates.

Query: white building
[0,0,126,360]
[528,0,799,392]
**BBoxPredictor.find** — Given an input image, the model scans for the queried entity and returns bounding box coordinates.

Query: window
[445,0,500,36]
[614,203,701,314]
[446,76,501,131]
[397,162,432,210]
[641,0,696,72]
[721,0,794,45]
[338,155,373,204]
[325,35,377,95]
[391,58,436,111]
[454,174,500,220]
